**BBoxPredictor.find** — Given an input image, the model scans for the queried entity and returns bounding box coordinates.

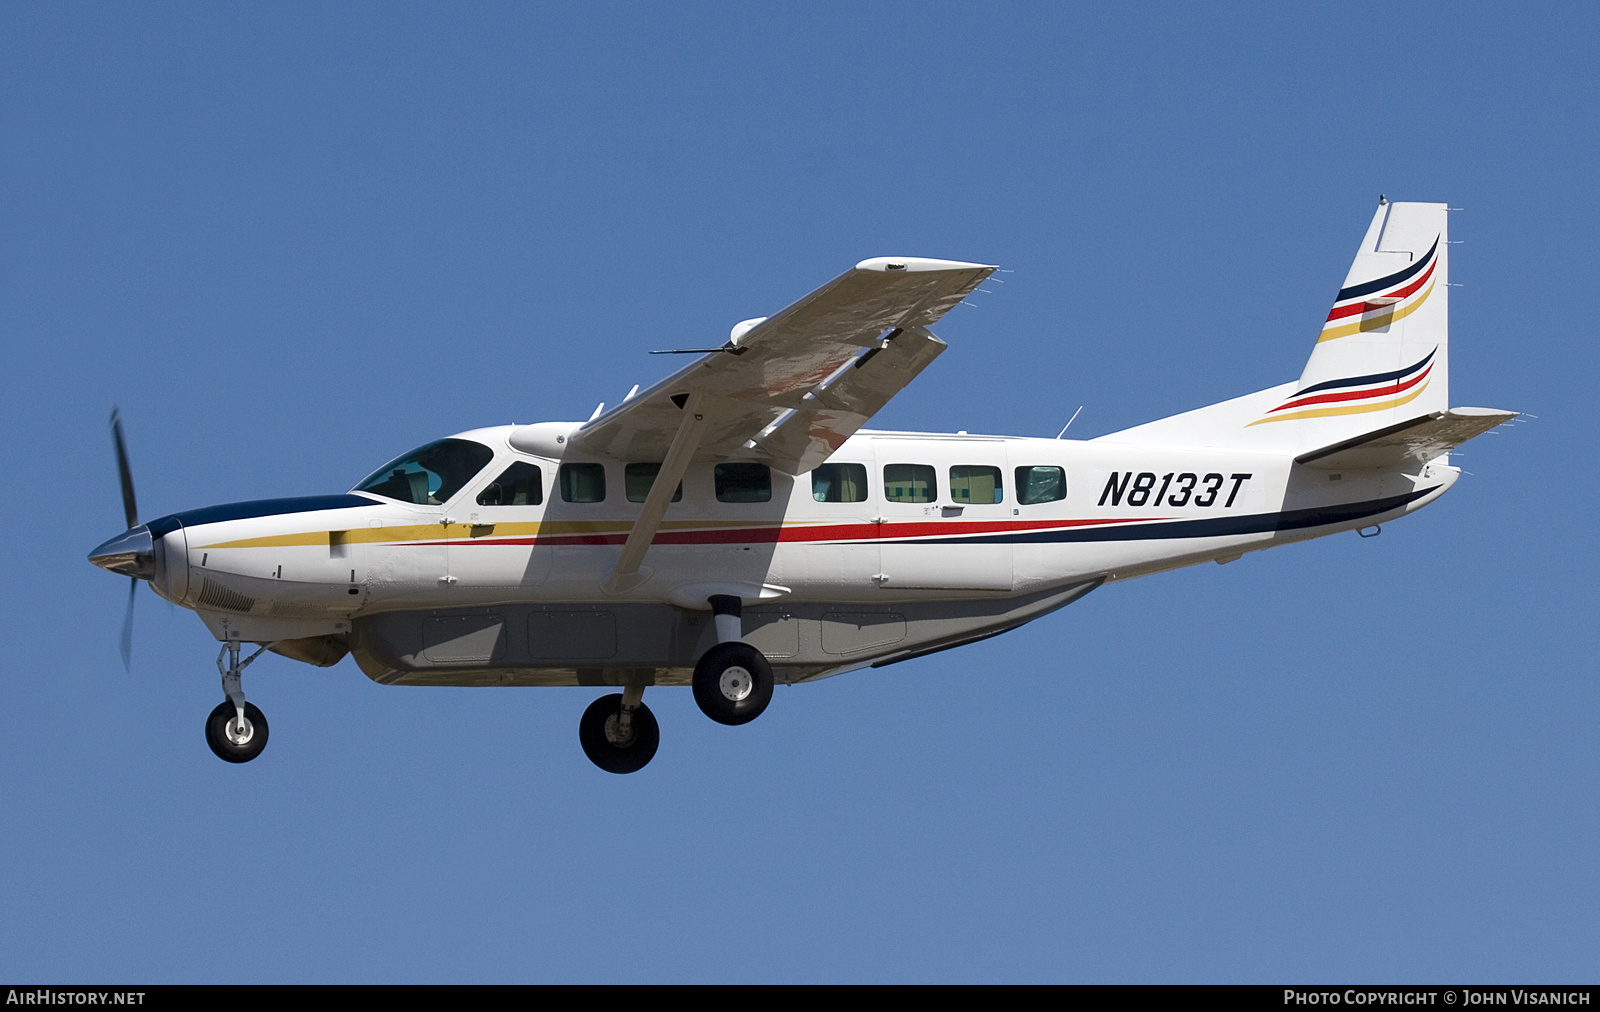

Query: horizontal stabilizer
[1294,407,1519,469]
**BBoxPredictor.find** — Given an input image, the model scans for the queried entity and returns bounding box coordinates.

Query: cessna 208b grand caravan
[90,199,1514,772]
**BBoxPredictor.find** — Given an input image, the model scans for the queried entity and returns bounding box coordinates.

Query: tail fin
[1098,198,1452,453]
[1275,198,1448,428]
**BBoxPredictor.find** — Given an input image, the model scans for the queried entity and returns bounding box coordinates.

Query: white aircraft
[91,198,1515,773]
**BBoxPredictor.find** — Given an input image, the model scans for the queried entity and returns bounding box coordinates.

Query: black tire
[205,700,269,764]
[691,641,774,726]
[578,694,660,774]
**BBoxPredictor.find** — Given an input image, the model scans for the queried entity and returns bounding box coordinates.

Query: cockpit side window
[355,439,494,505]
[477,462,544,506]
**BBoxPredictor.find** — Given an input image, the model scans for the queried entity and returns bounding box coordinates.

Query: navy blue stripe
[146,495,377,537]
[1334,237,1439,302]
[896,489,1433,546]
[1293,348,1435,398]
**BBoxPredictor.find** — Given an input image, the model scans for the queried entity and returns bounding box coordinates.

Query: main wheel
[578,694,660,774]
[205,700,269,764]
[691,641,774,726]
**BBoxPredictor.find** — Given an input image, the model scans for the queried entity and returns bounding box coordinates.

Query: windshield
[354,438,495,505]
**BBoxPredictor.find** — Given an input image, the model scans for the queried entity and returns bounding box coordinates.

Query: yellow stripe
[1246,380,1428,426]
[200,523,496,550]
[195,515,823,550]
[1317,278,1436,343]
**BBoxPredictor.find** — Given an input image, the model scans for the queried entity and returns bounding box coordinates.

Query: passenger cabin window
[714,463,771,503]
[625,463,683,503]
[812,462,868,503]
[1015,465,1067,505]
[355,438,494,506]
[950,465,1003,504]
[477,462,543,506]
[559,463,606,503]
[883,463,936,503]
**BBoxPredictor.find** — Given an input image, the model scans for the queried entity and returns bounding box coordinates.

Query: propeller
[119,578,137,671]
[111,407,138,531]
[110,407,139,670]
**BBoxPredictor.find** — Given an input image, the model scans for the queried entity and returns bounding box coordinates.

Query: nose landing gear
[205,699,269,763]
[206,641,270,763]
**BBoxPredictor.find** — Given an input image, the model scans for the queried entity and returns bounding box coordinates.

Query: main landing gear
[692,642,773,726]
[692,594,773,725]
[206,641,270,763]
[578,682,660,775]
[577,594,775,774]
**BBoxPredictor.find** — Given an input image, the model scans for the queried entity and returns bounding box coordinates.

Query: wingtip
[854,257,998,273]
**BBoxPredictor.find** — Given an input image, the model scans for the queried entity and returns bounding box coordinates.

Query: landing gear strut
[579,680,659,774]
[691,595,773,725]
[206,641,270,763]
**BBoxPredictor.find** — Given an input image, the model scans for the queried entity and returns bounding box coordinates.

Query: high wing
[569,256,996,475]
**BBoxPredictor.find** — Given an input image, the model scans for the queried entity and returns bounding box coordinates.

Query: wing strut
[603,390,711,594]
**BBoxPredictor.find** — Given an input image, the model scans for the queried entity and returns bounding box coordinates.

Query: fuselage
[103,422,1456,683]
[80,205,1496,774]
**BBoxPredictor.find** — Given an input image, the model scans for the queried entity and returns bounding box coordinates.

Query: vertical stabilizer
[1096,199,1452,454]
[1272,199,1449,428]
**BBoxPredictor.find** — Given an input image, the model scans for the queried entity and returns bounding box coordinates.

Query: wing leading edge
[570,257,996,474]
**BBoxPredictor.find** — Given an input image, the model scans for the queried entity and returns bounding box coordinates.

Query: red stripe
[1324,257,1436,322]
[1267,363,1432,414]
[823,517,1159,542]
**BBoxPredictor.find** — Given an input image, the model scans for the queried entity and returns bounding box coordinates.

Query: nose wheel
[207,641,270,764]
[205,700,269,763]
[579,688,660,774]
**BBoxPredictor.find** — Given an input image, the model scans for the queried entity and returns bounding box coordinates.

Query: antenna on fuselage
[1056,405,1083,439]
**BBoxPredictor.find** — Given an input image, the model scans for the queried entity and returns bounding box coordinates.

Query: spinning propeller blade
[110,407,139,671]
[111,407,139,531]
[120,577,137,672]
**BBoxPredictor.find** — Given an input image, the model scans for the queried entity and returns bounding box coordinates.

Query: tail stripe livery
[1292,348,1436,398]
[1247,375,1431,425]
[1248,349,1438,425]
[1317,237,1440,343]
[1333,236,1440,303]
[1323,258,1436,325]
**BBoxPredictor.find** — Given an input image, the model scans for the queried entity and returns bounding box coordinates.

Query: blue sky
[2,2,1596,982]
